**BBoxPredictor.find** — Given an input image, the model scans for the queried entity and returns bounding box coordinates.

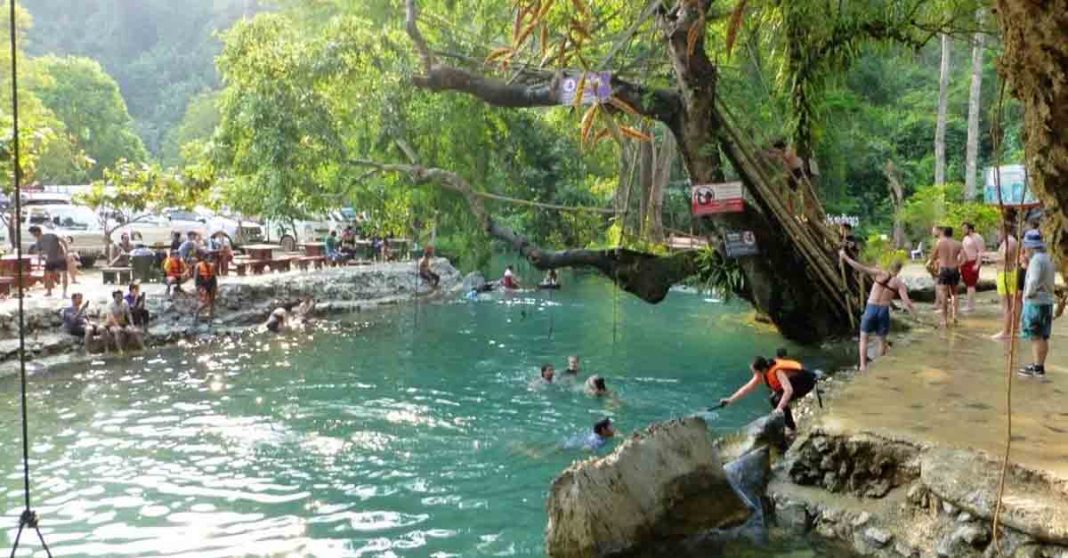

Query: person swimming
[564,355,580,376]
[501,265,520,289]
[264,308,288,333]
[584,375,607,397]
[529,363,555,390]
[584,418,615,450]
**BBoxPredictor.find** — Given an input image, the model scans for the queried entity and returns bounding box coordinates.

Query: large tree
[994,0,1068,272]
[392,0,979,342]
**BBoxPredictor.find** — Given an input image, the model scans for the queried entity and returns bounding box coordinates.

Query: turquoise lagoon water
[0,272,848,557]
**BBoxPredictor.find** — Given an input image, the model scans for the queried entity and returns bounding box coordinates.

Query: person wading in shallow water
[960,222,985,313]
[719,356,818,433]
[839,250,916,372]
[1017,230,1056,379]
[927,226,964,327]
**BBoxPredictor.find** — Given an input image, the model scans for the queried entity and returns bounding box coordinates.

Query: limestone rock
[864,526,893,547]
[545,417,750,557]
[715,413,785,463]
[921,448,1068,544]
[462,271,487,292]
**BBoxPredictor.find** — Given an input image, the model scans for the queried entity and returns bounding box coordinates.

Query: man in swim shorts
[927,226,963,327]
[1018,230,1056,379]
[960,222,985,313]
[840,250,916,371]
[991,229,1020,339]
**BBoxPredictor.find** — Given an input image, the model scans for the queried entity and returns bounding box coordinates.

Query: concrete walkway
[820,292,1068,481]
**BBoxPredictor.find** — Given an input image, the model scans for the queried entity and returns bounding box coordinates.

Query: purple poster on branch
[558,72,613,105]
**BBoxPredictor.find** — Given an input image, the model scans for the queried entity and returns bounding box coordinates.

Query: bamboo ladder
[713,99,859,327]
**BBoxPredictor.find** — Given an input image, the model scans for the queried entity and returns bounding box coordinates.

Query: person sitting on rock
[106,289,144,354]
[125,283,150,328]
[163,249,187,297]
[719,356,818,433]
[585,418,615,450]
[62,293,109,353]
[418,247,440,288]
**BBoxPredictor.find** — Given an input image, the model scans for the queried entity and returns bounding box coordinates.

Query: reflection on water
[3,275,844,557]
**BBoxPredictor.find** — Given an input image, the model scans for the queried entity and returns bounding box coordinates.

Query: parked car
[193,207,264,247]
[264,214,346,252]
[15,204,107,266]
[110,209,207,248]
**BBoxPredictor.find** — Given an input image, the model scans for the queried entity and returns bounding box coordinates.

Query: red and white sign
[692,182,744,216]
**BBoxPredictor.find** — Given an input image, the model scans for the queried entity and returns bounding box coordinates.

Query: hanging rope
[990,78,1023,556]
[7,0,53,554]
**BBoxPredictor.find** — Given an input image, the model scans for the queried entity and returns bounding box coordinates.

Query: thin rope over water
[7,0,53,555]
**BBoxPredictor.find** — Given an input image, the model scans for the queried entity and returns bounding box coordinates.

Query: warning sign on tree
[724,230,759,258]
[691,182,744,216]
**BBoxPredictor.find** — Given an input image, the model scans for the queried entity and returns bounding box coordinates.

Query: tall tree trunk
[638,137,654,239]
[964,13,985,199]
[995,0,1068,273]
[885,161,906,249]
[647,130,674,244]
[934,33,951,186]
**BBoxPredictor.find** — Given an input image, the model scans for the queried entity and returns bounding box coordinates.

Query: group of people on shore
[61,285,148,355]
[836,217,1061,379]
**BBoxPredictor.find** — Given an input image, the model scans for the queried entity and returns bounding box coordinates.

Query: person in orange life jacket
[719,356,818,432]
[194,253,218,322]
[163,249,188,297]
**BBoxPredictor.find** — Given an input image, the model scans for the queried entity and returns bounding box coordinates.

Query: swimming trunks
[1016,267,1027,293]
[1021,303,1053,340]
[996,271,1018,296]
[961,260,980,288]
[937,267,961,287]
[859,304,891,337]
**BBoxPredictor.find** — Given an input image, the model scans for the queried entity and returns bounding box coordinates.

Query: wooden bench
[234,259,269,276]
[101,267,133,285]
[270,257,293,273]
[0,276,14,296]
[294,256,324,271]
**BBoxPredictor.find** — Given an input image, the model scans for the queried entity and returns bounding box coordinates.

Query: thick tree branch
[403,0,682,125]
[352,159,697,303]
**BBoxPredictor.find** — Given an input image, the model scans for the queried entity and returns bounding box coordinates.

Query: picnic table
[300,242,326,257]
[242,244,281,261]
[0,254,35,277]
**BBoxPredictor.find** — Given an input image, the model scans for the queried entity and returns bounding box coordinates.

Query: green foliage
[900,182,1000,242]
[32,55,146,181]
[21,0,260,153]
[688,245,746,299]
[860,233,908,268]
[79,159,207,235]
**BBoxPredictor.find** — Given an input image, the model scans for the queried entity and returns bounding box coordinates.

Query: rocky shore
[0,258,462,378]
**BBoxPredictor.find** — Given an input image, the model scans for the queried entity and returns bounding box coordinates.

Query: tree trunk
[647,130,674,244]
[964,13,985,199]
[934,33,951,186]
[638,137,654,239]
[885,161,906,249]
[995,0,1068,273]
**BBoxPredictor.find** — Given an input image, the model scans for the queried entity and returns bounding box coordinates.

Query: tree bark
[994,0,1068,273]
[885,161,906,249]
[964,13,985,199]
[647,129,674,244]
[934,33,951,186]
[638,136,654,238]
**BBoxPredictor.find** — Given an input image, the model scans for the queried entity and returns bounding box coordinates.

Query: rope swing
[6,0,53,554]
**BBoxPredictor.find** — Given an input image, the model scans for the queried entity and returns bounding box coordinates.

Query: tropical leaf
[725,0,749,57]
[606,96,641,117]
[620,126,651,142]
[580,103,599,144]
[485,47,514,64]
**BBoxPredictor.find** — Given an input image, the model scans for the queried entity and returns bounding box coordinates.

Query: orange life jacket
[196,261,215,280]
[763,359,804,392]
[164,257,184,277]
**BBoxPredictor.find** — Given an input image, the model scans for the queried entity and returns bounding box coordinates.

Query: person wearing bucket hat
[1018,229,1056,378]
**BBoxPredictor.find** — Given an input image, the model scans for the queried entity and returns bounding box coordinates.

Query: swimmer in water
[529,363,555,390]
[564,355,580,376]
[584,418,615,450]
[264,308,288,333]
[585,375,607,397]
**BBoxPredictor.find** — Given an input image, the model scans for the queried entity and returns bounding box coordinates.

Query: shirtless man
[990,229,1020,339]
[960,222,985,312]
[927,227,963,326]
[840,250,916,371]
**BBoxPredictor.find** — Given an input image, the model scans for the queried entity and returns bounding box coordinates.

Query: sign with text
[724,230,759,258]
[827,214,859,228]
[983,164,1039,207]
[559,72,613,106]
[692,182,744,216]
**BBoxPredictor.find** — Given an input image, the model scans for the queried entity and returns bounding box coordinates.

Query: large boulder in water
[545,417,751,557]
[462,271,487,293]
